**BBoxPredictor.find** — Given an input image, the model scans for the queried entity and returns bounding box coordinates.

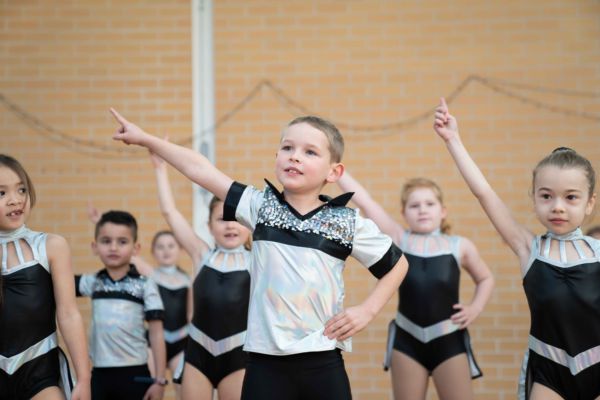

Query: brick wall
[2,1,599,399]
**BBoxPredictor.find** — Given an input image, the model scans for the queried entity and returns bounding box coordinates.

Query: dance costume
[383,230,481,377]
[177,246,250,387]
[224,180,403,399]
[76,264,164,400]
[149,265,190,362]
[518,229,600,400]
[0,226,73,400]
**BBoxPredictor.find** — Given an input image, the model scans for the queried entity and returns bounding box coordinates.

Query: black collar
[264,179,354,220]
[98,264,141,281]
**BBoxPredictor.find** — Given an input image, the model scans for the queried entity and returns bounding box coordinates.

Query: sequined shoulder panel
[256,186,356,249]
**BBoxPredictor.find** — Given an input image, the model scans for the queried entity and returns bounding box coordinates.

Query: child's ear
[326,162,345,184]
[133,242,141,256]
[586,193,597,216]
[91,241,98,256]
[441,205,448,220]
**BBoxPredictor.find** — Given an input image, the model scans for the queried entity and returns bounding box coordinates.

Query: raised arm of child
[338,171,405,244]
[110,109,232,201]
[433,98,533,267]
[145,320,167,400]
[451,238,494,329]
[324,255,408,341]
[149,151,210,267]
[47,234,91,400]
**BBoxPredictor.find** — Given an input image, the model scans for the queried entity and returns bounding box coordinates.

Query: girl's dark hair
[0,155,36,306]
[532,147,596,196]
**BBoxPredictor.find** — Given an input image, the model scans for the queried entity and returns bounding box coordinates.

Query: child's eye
[119,239,129,245]
[306,150,317,156]
[540,194,551,200]
[281,145,292,151]
[566,194,578,201]
[0,190,5,197]
[18,187,27,195]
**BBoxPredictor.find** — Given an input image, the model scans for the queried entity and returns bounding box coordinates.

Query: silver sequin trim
[257,187,355,248]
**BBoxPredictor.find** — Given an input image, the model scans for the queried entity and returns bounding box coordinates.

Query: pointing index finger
[439,97,448,113]
[109,107,127,125]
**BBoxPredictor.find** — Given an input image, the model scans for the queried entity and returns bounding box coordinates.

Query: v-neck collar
[264,179,354,221]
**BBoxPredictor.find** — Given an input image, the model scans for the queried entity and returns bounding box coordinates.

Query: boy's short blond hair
[285,116,344,163]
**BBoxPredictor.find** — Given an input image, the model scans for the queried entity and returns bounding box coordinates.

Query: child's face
[402,187,447,234]
[275,123,342,194]
[533,166,596,235]
[152,234,180,266]
[92,222,139,269]
[0,166,31,231]
[209,201,251,250]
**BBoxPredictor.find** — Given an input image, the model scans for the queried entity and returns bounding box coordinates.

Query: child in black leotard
[337,173,494,400]
[149,151,251,400]
[435,98,600,400]
[0,154,90,400]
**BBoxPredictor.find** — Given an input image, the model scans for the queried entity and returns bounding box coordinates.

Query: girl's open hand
[451,303,480,329]
[433,97,459,142]
[110,108,147,145]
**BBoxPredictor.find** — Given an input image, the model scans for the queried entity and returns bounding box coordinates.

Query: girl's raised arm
[150,151,209,266]
[47,234,91,400]
[338,171,405,244]
[433,98,533,264]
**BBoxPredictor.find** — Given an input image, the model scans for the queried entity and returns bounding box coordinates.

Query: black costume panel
[519,231,600,400]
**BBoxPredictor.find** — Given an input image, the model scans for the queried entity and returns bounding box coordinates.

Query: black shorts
[91,364,152,400]
[525,351,600,400]
[167,336,188,363]
[392,324,482,378]
[0,348,65,400]
[241,350,352,400]
[183,337,246,387]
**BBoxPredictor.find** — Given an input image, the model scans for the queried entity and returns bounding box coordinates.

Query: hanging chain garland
[1,75,598,159]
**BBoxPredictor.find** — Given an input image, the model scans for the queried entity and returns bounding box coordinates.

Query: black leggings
[241,350,352,400]
[91,364,152,400]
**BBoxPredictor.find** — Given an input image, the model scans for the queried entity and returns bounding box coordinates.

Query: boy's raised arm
[110,108,233,200]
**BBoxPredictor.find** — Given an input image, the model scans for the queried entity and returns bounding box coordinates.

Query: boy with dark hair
[76,210,167,400]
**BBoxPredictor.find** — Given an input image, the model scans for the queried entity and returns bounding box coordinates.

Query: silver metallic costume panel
[234,183,395,355]
[394,312,460,344]
[78,270,164,367]
[188,324,246,357]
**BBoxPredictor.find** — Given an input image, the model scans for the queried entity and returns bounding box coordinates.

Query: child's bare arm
[150,151,209,265]
[433,98,533,263]
[145,320,166,400]
[338,171,405,243]
[110,108,233,200]
[48,234,91,400]
[323,254,408,341]
[451,238,494,329]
